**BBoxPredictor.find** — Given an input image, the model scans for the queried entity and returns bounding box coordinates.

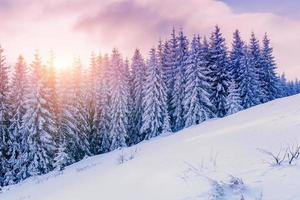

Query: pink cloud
[0,0,300,79]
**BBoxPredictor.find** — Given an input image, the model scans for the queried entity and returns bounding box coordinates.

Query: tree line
[0,26,299,187]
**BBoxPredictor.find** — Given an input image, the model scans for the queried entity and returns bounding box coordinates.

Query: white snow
[2,94,300,200]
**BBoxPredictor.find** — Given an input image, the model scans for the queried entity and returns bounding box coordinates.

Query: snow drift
[1,94,300,200]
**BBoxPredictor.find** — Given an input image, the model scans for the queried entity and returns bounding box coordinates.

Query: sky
[0,0,300,79]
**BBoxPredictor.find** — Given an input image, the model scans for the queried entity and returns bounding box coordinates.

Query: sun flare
[53,57,70,70]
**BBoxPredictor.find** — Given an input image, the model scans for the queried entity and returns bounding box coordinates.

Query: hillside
[1,94,300,200]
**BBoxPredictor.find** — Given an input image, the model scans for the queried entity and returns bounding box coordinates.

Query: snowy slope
[2,94,300,200]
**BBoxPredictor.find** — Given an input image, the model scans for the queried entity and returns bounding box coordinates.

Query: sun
[46,51,71,71]
[54,57,70,70]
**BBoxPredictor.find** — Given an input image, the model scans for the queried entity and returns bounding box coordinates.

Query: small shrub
[258,143,300,166]
[117,148,139,164]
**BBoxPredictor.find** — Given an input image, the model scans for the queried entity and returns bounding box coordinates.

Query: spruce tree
[84,53,98,155]
[109,49,128,150]
[248,32,264,103]
[69,58,91,161]
[157,43,172,133]
[230,30,245,91]
[170,30,188,131]
[55,67,76,169]
[141,48,170,139]
[164,29,179,131]
[209,26,230,117]
[199,37,215,119]
[45,51,59,127]
[4,56,29,185]
[226,80,243,115]
[239,45,260,108]
[123,58,134,143]
[183,35,213,127]
[22,52,57,176]
[96,54,111,153]
[89,53,103,155]
[279,73,288,97]
[0,46,10,186]
[260,34,280,101]
[164,28,178,97]
[130,49,145,144]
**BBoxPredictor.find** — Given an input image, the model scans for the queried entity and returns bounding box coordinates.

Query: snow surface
[2,94,300,200]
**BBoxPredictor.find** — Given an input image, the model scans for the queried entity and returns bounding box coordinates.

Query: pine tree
[279,73,288,97]
[170,29,188,131]
[89,53,103,155]
[183,35,213,127]
[239,45,260,108]
[157,43,172,133]
[260,34,280,101]
[209,26,230,117]
[22,52,57,176]
[46,51,59,122]
[200,37,215,112]
[109,49,128,150]
[130,49,145,144]
[141,48,170,139]
[248,33,264,104]
[45,52,60,157]
[3,56,29,185]
[96,54,111,153]
[199,37,215,119]
[230,30,245,91]
[84,53,98,155]
[0,46,10,186]
[226,80,243,115]
[56,64,77,167]
[68,58,91,161]
[54,139,71,171]
[164,28,178,97]
[123,58,134,143]
[163,29,179,131]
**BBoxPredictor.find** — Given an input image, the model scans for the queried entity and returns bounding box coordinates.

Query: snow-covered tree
[68,58,91,161]
[55,62,77,169]
[230,30,245,91]
[96,54,111,153]
[54,140,72,171]
[226,80,243,115]
[123,58,134,142]
[260,34,280,101]
[129,49,145,144]
[248,33,264,104]
[164,28,178,97]
[209,26,230,117]
[3,56,29,185]
[45,52,60,147]
[0,46,10,186]
[278,73,288,97]
[109,49,128,150]
[141,48,170,139]
[22,52,57,176]
[183,35,213,127]
[157,43,172,133]
[170,30,188,131]
[83,53,98,155]
[199,37,215,118]
[239,45,260,108]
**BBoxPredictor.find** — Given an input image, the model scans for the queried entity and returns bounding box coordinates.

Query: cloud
[74,0,185,54]
[73,0,300,78]
[0,0,300,78]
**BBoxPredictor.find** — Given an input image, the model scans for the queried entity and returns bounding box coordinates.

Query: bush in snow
[117,148,139,164]
[209,176,247,200]
[258,143,300,166]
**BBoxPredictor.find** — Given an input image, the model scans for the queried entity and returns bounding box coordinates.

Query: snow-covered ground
[2,94,300,200]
